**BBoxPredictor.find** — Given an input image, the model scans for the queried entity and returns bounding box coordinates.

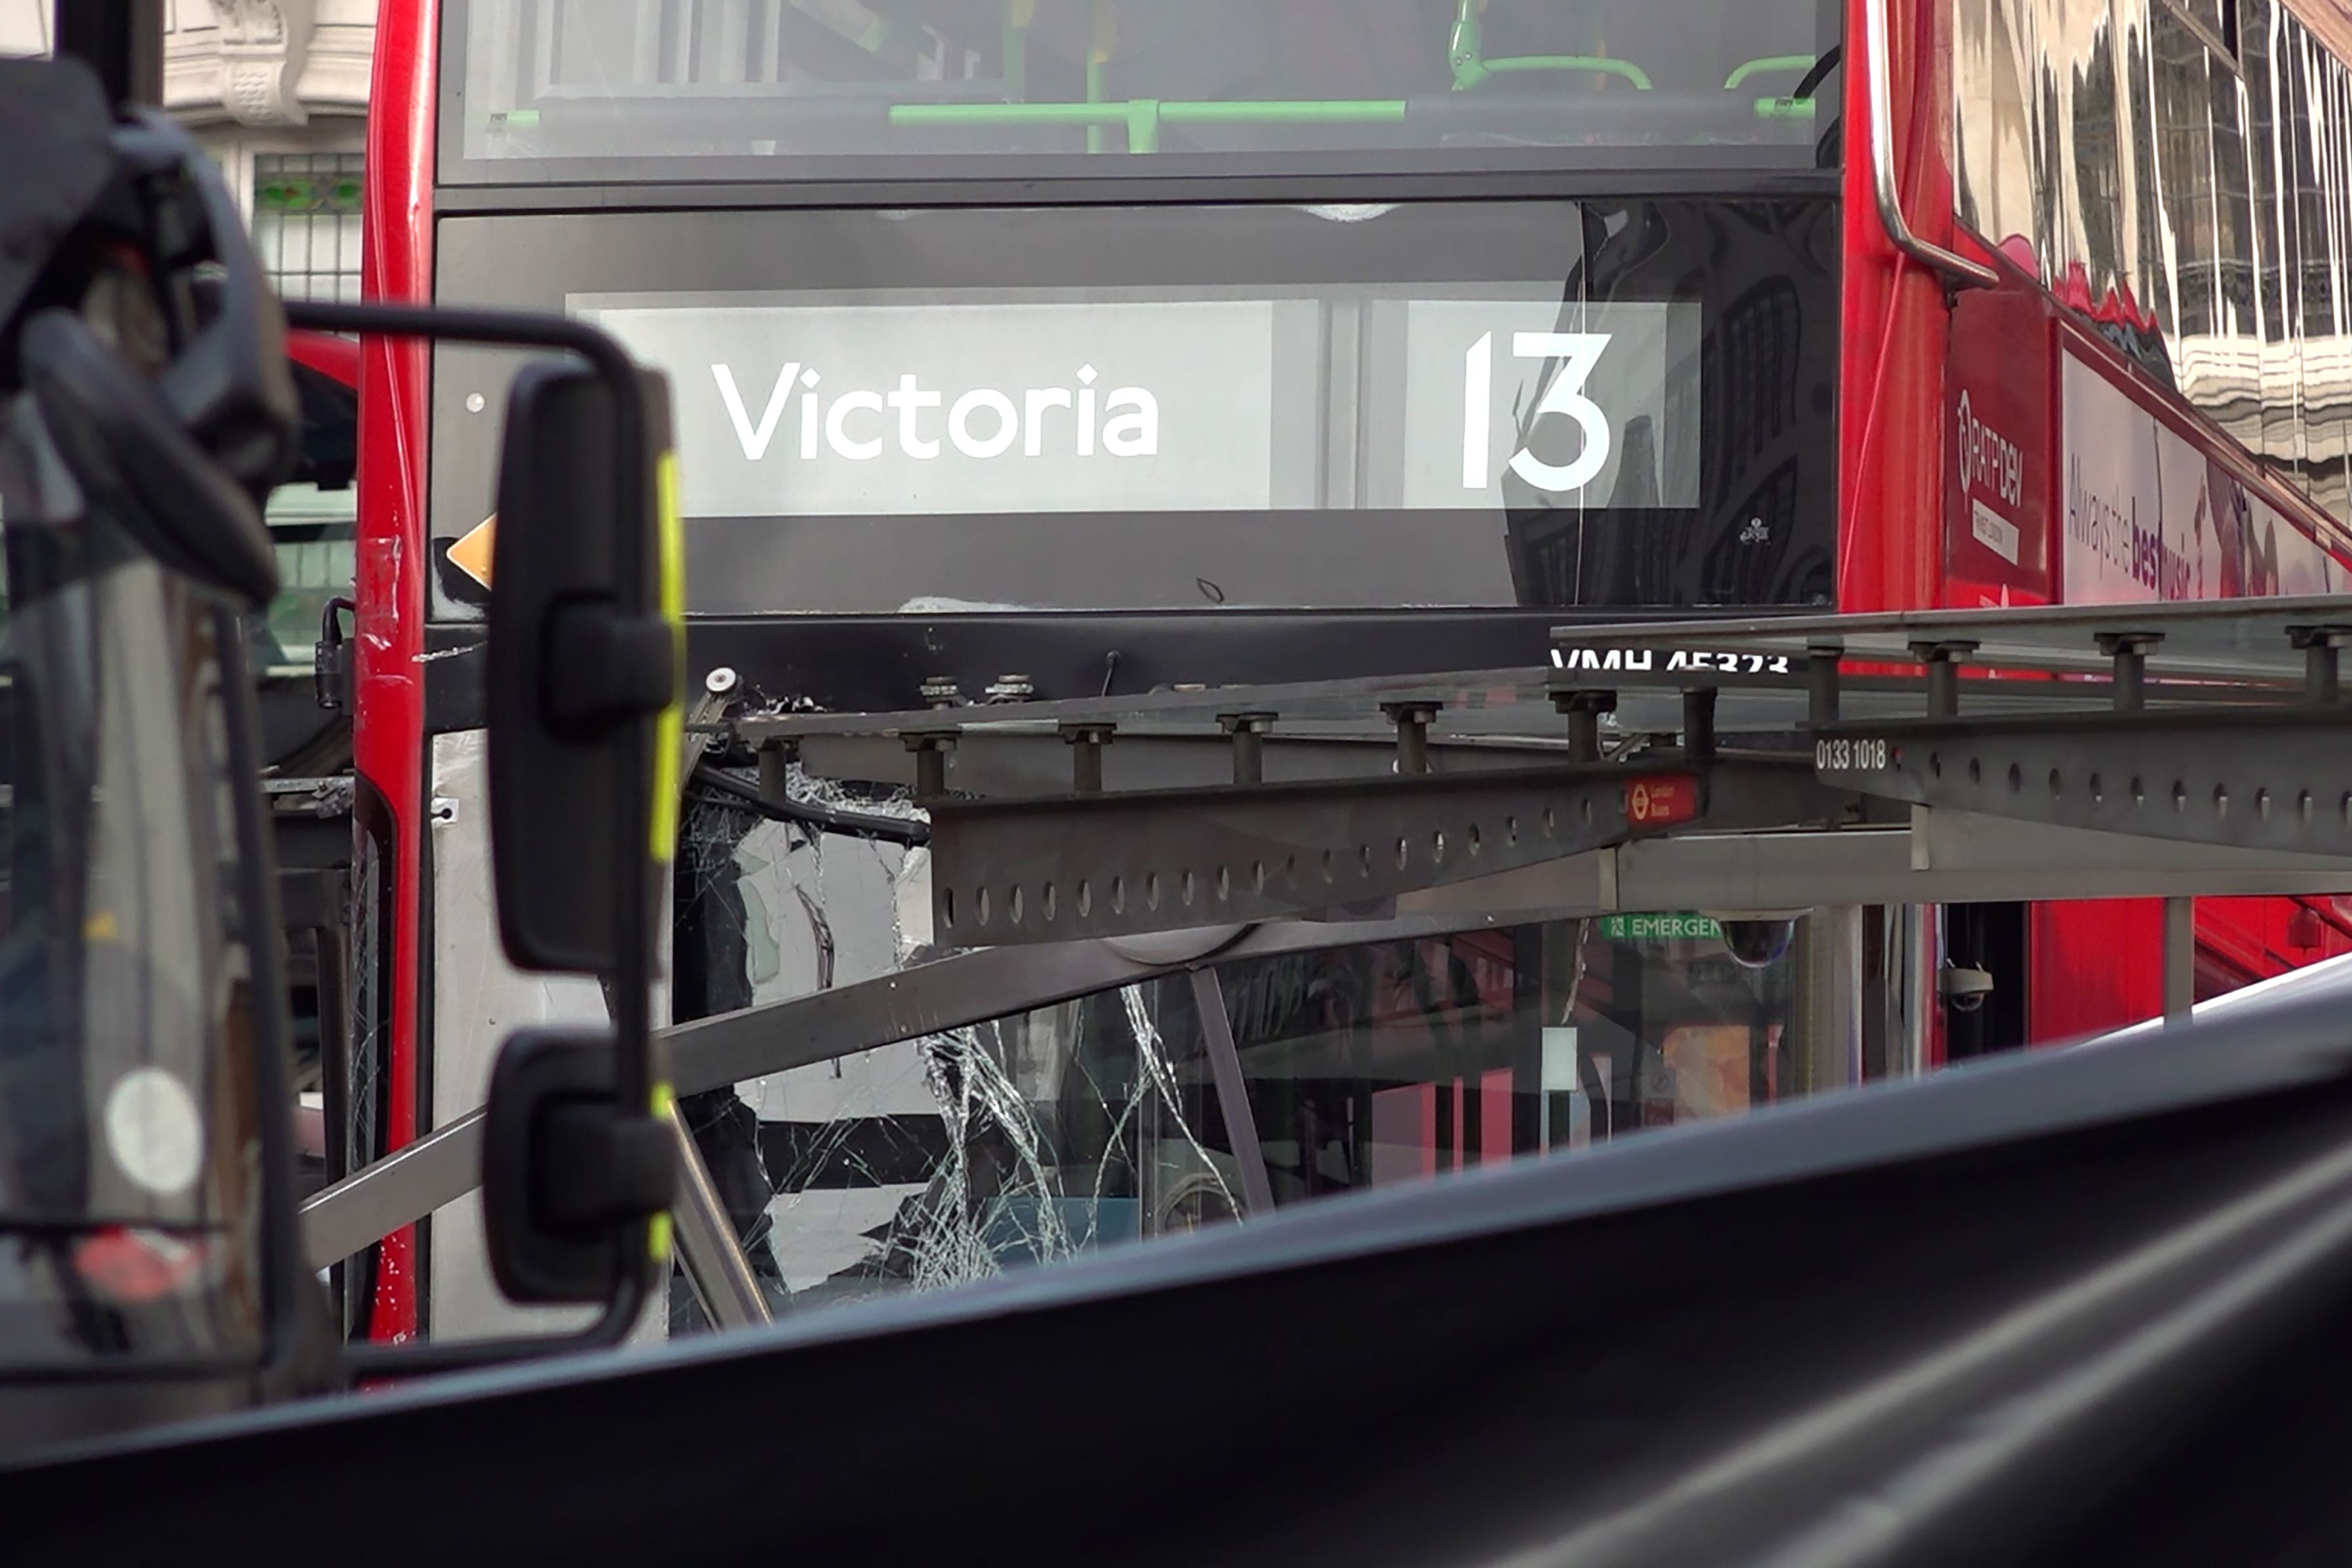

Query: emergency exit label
[1599,912,1722,942]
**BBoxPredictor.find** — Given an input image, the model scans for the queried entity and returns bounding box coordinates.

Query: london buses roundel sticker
[1624,775,1698,827]
[104,1067,205,1198]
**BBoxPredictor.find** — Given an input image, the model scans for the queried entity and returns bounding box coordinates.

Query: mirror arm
[286,297,671,1375]
[338,1266,655,1382]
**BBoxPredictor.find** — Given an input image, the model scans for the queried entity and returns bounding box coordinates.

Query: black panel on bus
[427,196,1836,711]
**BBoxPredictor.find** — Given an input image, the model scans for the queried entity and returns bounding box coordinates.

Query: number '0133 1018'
[1814,737,1892,772]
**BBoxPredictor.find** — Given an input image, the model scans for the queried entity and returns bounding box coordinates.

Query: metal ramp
[302,597,2352,1319]
[735,595,2352,942]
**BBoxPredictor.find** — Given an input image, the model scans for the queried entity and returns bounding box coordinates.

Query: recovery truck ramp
[301,598,2352,1304]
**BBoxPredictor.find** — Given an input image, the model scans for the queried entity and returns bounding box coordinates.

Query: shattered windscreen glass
[667,759,1828,1328]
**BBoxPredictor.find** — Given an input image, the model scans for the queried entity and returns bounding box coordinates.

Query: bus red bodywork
[344,0,2352,1338]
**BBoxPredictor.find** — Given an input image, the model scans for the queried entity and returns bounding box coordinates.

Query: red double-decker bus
[336,0,2352,1343]
[1933,0,2352,1034]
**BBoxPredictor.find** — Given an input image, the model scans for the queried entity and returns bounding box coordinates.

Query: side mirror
[487,361,680,974]
[478,349,682,1325]
[281,298,684,1369]
[482,1031,678,1305]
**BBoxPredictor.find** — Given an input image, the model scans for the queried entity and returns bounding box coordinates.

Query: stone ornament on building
[210,0,315,127]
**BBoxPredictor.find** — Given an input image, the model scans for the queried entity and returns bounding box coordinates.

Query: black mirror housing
[486,362,679,975]
[482,1029,677,1306]
[6,108,293,612]
[17,307,282,608]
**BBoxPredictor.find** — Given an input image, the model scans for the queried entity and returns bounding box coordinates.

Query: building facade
[2,1,376,303]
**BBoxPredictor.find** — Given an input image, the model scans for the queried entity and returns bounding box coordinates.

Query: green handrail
[1160,100,1411,123]
[1447,0,1650,91]
[1731,54,1815,90]
[1729,54,1828,119]
[499,88,1806,149]
[1481,56,1651,88]
[886,87,1823,149]
[890,98,1411,154]
[1724,54,1820,90]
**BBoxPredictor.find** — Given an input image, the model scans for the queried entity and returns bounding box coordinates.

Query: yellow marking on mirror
[648,1083,678,1262]
[648,451,687,862]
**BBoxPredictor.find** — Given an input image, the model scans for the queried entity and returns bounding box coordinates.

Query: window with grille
[251,152,363,675]
[250,151,363,303]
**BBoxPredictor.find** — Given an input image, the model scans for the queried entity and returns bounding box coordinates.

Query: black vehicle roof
[12,991,2352,1565]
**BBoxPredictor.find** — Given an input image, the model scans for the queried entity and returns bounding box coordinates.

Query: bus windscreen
[447,0,1842,178]
[425,199,1839,617]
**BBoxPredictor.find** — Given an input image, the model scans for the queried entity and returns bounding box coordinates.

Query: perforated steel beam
[927,762,1706,944]
[1388,813,2352,924]
[1813,711,2352,858]
[796,729,1562,796]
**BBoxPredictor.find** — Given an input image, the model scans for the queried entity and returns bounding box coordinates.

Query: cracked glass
[667,760,1814,1330]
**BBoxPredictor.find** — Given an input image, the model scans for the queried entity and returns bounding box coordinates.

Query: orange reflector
[446,515,496,590]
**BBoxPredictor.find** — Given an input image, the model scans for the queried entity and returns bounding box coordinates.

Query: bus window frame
[431,0,1847,190]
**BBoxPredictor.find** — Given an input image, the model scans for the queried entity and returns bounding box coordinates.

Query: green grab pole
[1724,54,1819,90]
[890,100,1413,142]
[1086,54,1106,151]
[1002,21,1027,100]
[1449,0,1487,90]
[1481,56,1651,89]
[1156,100,1409,124]
[892,102,1124,127]
[1126,97,1160,151]
[1086,0,1111,152]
